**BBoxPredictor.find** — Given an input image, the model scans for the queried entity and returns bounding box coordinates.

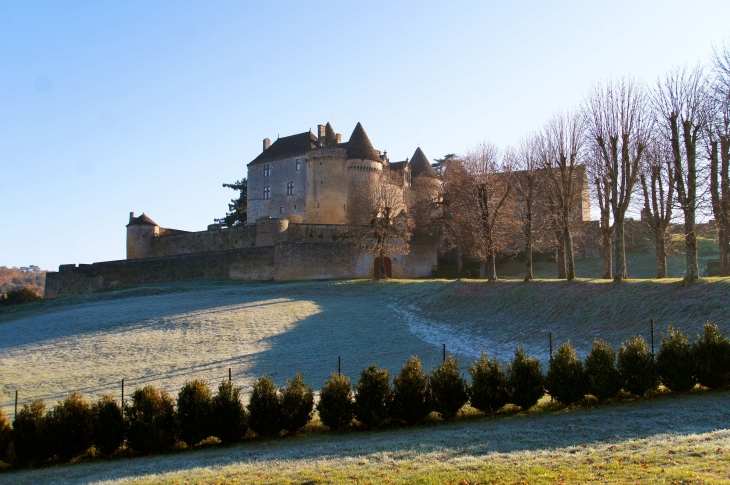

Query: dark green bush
[468,351,510,415]
[656,326,696,393]
[545,342,586,406]
[692,323,730,389]
[91,395,124,456]
[12,401,47,466]
[176,380,213,447]
[125,386,177,454]
[354,364,392,428]
[429,356,468,419]
[280,373,314,434]
[507,345,544,410]
[392,356,431,425]
[247,376,283,438]
[44,392,94,461]
[0,408,12,463]
[0,287,41,306]
[211,381,247,444]
[317,372,354,430]
[584,340,621,401]
[617,335,657,397]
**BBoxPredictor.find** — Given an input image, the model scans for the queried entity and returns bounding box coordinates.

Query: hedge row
[1,323,728,468]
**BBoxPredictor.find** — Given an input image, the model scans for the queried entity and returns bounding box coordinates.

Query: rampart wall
[149,224,256,257]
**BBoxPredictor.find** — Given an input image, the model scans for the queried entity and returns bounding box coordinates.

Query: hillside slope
[1,278,729,416]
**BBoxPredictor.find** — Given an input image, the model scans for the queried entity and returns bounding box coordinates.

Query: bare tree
[585,78,651,280]
[461,142,514,281]
[587,146,614,279]
[640,139,676,278]
[349,168,413,279]
[538,111,585,280]
[708,45,730,275]
[654,65,709,282]
[439,157,472,275]
[507,135,543,281]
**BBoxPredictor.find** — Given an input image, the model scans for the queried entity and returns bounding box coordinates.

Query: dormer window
[264,165,271,177]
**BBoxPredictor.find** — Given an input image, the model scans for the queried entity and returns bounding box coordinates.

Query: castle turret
[345,123,383,223]
[126,212,159,259]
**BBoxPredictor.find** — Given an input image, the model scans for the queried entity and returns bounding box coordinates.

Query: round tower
[126,212,159,259]
[345,122,383,224]
[304,122,349,224]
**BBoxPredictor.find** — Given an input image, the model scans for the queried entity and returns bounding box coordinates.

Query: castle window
[264,165,271,177]
[286,182,294,195]
[296,160,301,170]
[280,206,285,214]
[263,186,271,199]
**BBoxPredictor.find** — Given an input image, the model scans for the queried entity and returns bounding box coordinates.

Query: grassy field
[2,389,729,484]
[1,277,729,418]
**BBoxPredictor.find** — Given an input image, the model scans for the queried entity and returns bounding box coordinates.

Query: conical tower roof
[325,122,336,146]
[127,213,158,227]
[346,122,381,161]
[409,147,437,178]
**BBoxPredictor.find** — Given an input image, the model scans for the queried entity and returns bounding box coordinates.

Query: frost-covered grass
[2,278,729,417]
[3,389,729,484]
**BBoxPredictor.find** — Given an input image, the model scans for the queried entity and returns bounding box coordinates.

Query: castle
[45,123,439,297]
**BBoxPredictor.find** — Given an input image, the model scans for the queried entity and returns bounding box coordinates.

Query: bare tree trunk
[655,230,668,279]
[487,251,497,281]
[378,248,386,280]
[456,241,463,274]
[685,212,699,280]
[525,221,533,282]
[555,230,566,279]
[602,232,613,279]
[614,217,628,280]
[564,226,576,280]
[479,261,486,279]
[719,228,729,276]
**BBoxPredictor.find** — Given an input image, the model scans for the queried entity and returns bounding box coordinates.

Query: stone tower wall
[247,154,308,222]
[345,157,383,223]
[127,224,159,259]
[304,148,348,224]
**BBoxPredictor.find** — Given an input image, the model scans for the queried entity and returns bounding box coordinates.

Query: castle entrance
[373,256,392,278]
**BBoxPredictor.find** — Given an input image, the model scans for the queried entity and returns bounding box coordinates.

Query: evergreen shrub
[280,373,314,434]
[617,335,657,397]
[211,381,247,443]
[468,351,510,415]
[507,345,544,410]
[317,372,354,430]
[176,380,213,447]
[354,364,392,428]
[584,340,621,401]
[656,326,696,393]
[44,392,94,461]
[125,386,176,454]
[92,395,124,456]
[0,408,11,463]
[692,323,730,389]
[392,356,431,425]
[429,356,468,419]
[545,342,586,406]
[247,376,283,438]
[12,401,47,466]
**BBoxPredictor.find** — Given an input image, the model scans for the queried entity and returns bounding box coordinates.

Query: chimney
[317,124,326,143]
[336,133,342,144]
[129,212,135,223]
[263,138,270,151]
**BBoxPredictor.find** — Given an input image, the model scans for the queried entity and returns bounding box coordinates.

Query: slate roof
[127,213,158,227]
[325,122,336,146]
[346,123,381,161]
[409,147,437,178]
[389,161,408,171]
[249,131,319,165]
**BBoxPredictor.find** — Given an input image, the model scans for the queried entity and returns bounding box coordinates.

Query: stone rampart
[149,224,256,257]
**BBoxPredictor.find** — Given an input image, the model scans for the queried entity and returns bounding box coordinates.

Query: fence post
[650,319,655,359]
[229,367,232,383]
[121,379,124,406]
[443,343,446,362]
[549,332,553,360]
[338,356,342,376]
[14,390,18,420]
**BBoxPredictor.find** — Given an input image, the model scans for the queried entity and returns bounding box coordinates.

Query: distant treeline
[0,266,46,299]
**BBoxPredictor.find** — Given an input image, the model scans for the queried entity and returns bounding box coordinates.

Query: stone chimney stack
[129,212,135,223]
[336,133,342,144]
[263,138,270,151]
[317,124,326,144]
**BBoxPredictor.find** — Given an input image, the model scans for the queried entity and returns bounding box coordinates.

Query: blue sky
[1,1,729,270]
